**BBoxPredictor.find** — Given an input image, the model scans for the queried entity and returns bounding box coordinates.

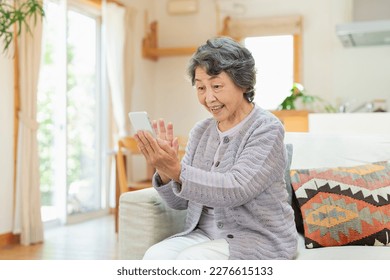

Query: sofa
[118,132,390,260]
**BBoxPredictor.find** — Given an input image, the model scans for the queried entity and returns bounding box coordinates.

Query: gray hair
[187,36,256,103]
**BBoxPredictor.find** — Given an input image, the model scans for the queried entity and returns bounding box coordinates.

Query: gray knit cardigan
[153,105,298,259]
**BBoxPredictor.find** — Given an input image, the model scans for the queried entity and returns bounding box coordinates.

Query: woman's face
[194,67,253,131]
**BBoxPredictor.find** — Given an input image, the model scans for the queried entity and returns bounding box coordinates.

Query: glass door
[37,0,65,223]
[37,0,107,224]
[66,9,101,216]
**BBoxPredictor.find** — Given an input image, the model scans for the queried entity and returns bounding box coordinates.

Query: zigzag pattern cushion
[290,161,390,249]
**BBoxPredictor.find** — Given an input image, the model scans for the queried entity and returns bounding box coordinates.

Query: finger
[139,144,151,158]
[134,133,148,148]
[152,120,158,136]
[172,137,179,154]
[166,122,174,144]
[136,131,152,152]
[134,133,152,160]
[141,130,159,154]
[158,119,167,140]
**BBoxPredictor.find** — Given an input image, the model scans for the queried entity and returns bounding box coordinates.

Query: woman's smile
[209,104,224,114]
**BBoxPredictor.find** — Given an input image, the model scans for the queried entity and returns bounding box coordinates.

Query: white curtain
[103,2,128,137]
[103,2,136,208]
[13,13,44,245]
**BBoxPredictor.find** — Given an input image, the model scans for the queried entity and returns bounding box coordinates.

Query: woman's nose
[205,88,216,102]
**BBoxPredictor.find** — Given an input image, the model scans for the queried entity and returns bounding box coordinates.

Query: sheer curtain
[13,13,44,245]
[103,2,128,138]
[103,2,136,207]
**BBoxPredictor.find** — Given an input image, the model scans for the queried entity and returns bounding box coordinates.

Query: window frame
[221,15,303,84]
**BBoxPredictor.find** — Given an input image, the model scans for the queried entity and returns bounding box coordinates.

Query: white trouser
[142,230,230,260]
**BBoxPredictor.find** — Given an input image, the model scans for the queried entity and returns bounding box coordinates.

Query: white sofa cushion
[118,188,186,259]
[296,234,390,259]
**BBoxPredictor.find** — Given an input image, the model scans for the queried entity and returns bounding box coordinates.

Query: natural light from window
[37,1,104,223]
[244,35,294,110]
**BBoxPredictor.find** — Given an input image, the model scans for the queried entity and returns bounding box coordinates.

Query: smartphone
[128,111,155,137]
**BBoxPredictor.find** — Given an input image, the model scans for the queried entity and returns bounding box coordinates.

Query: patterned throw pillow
[290,161,390,249]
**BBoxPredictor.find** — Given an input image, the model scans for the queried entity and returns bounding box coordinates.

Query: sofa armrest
[118,187,187,260]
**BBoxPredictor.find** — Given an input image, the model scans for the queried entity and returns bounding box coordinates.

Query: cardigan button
[223,136,230,144]
[215,161,220,167]
[217,222,224,229]
[227,234,234,239]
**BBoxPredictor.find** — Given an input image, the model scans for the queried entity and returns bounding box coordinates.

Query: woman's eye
[197,86,205,92]
[213,84,222,90]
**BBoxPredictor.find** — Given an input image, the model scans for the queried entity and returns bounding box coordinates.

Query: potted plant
[278,83,336,113]
[0,0,44,52]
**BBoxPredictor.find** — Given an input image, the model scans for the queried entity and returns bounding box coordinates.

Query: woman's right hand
[154,119,179,183]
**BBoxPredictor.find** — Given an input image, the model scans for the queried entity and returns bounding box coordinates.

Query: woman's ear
[244,87,255,103]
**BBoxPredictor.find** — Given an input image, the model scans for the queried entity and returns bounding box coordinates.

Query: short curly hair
[187,36,256,103]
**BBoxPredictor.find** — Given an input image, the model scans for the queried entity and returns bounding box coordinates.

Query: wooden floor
[0,214,119,260]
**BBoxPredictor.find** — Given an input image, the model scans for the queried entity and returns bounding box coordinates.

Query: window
[37,0,107,224]
[245,35,294,110]
[222,15,302,110]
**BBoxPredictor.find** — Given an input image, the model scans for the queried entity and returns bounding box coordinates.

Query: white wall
[333,47,390,108]
[124,0,156,127]
[151,0,216,136]
[0,54,15,234]
[151,0,226,135]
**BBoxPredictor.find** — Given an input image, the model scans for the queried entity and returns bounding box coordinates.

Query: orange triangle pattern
[291,161,390,248]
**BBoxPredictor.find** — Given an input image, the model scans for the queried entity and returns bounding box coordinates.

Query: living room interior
[0,0,389,260]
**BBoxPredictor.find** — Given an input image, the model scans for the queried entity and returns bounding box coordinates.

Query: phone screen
[128,111,155,137]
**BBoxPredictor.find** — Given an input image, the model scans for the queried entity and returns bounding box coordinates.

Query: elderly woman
[134,36,297,260]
